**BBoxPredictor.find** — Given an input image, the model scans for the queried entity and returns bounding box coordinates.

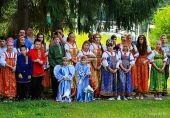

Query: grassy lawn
[0,97,170,118]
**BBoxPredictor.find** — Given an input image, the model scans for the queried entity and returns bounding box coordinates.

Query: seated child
[54,57,75,102]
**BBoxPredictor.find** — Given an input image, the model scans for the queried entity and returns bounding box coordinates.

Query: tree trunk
[18,0,29,30]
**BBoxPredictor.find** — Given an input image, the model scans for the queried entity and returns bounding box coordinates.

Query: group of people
[0,26,169,102]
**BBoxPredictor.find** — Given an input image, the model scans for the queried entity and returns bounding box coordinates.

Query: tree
[0,0,164,37]
[150,5,170,45]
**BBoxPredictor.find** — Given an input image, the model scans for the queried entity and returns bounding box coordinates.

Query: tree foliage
[151,5,170,44]
[0,0,163,37]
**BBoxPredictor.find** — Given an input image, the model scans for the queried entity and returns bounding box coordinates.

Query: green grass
[0,99,170,118]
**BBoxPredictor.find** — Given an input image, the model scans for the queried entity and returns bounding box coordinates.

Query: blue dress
[100,52,118,96]
[75,62,92,102]
[118,52,133,96]
[16,54,33,83]
[54,65,75,102]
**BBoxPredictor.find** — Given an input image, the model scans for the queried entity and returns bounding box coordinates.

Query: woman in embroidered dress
[135,35,152,99]
[125,34,139,96]
[149,40,167,100]
[117,41,135,100]
[100,39,119,100]
[1,38,17,101]
[90,33,106,99]
[64,32,78,98]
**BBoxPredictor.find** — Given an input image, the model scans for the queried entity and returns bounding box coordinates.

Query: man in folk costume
[0,37,17,101]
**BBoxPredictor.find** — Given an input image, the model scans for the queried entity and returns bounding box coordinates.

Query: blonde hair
[156,40,164,56]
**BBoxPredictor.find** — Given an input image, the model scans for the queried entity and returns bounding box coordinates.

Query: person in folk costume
[117,40,135,100]
[90,33,106,99]
[16,45,32,101]
[64,32,78,99]
[27,39,46,100]
[35,33,50,99]
[76,56,93,102]
[0,37,17,102]
[100,39,120,100]
[149,40,167,100]
[48,35,65,99]
[54,57,75,102]
[117,34,127,49]
[16,36,29,55]
[124,34,139,97]
[135,35,152,99]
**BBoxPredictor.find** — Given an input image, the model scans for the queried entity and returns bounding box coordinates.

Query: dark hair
[0,36,6,41]
[67,32,74,42]
[55,27,63,32]
[53,35,60,40]
[80,55,87,61]
[34,39,41,44]
[26,26,33,30]
[20,45,27,50]
[16,36,25,48]
[136,35,147,55]
[111,35,117,39]
[36,32,44,44]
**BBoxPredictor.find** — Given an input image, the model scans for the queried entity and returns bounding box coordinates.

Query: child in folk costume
[122,35,139,92]
[48,36,65,99]
[149,41,167,100]
[90,33,106,99]
[36,33,50,99]
[27,39,46,100]
[16,45,32,101]
[0,37,17,101]
[100,39,120,100]
[117,41,135,100]
[76,56,93,102]
[54,57,75,102]
[64,32,78,98]
[135,35,152,99]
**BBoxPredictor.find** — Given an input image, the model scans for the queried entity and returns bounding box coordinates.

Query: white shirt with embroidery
[64,43,78,60]
[102,51,120,68]
[77,50,96,61]
[117,51,135,66]
[1,51,17,66]
[90,43,106,52]
[150,50,167,63]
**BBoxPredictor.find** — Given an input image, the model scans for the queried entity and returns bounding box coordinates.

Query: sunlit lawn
[0,98,170,118]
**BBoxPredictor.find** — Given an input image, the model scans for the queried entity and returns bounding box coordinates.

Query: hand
[11,66,16,72]
[18,73,23,79]
[112,69,117,73]
[28,75,31,79]
[157,68,162,72]
[39,61,43,65]
[97,66,101,70]
[143,60,148,64]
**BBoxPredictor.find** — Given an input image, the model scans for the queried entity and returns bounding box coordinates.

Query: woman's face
[94,35,101,44]
[127,36,132,42]
[20,37,25,45]
[38,34,44,42]
[69,33,76,42]
[139,37,144,44]
[156,41,161,49]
